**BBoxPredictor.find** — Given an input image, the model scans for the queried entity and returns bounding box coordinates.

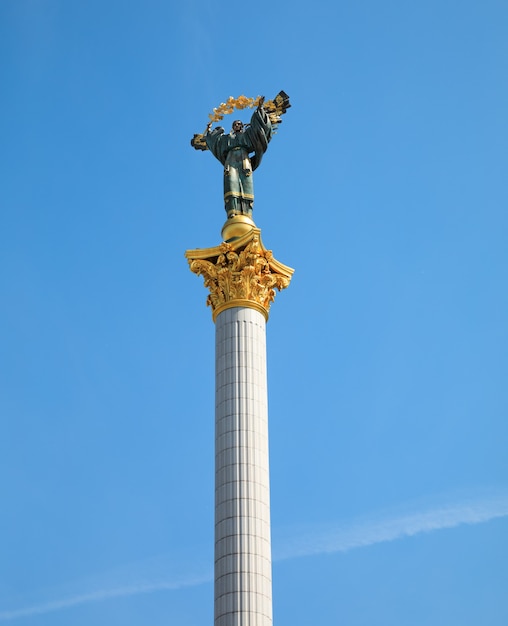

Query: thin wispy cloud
[1,491,507,622]
[273,491,508,560]
[0,574,213,622]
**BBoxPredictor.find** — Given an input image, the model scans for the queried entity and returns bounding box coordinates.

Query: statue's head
[232,120,244,133]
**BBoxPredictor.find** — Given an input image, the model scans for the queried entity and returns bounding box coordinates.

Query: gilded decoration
[190,91,291,151]
[185,229,293,322]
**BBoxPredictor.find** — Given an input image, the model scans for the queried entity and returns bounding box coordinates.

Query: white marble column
[214,306,272,626]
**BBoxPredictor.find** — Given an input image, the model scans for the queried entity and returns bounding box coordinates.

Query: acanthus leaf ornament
[185,230,293,322]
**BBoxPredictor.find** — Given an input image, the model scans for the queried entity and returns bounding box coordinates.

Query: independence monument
[186,91,293,626]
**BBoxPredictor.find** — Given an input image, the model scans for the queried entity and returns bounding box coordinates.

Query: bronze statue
[191,92,290,219]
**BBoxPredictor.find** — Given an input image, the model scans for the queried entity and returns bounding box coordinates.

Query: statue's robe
[205,108,272,217]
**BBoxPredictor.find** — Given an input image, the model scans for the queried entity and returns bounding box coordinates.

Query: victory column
[186,91,293,626]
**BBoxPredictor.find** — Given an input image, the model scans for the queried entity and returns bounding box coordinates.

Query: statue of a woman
[204,97,272,219]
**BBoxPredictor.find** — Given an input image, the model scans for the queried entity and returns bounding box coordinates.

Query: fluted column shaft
[214,306,272,626]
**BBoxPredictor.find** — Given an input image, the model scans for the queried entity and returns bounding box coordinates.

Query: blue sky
[1,1,507,624]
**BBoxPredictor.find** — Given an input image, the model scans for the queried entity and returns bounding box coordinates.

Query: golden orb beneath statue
[221,215,256,242]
